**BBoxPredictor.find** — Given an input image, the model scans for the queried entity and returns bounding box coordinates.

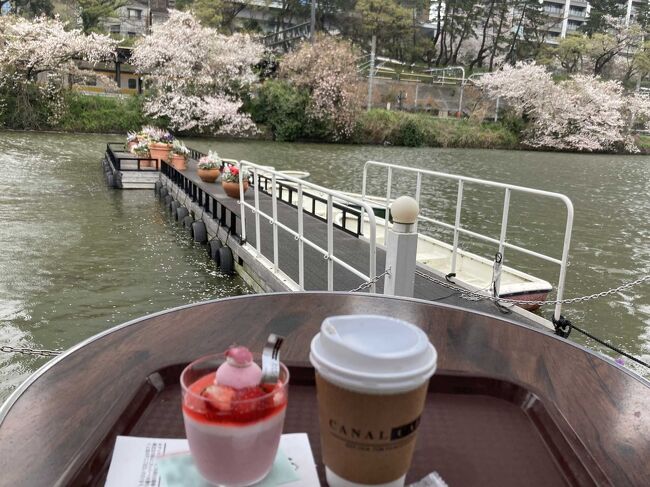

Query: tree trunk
[506,4,528,65]
[470,0,496,70]
[489,4,508,70]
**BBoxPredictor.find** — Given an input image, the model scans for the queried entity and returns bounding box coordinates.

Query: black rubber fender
[170,200,179,216]
[154,181,162,195]
[106,174,115,187]
[182,215,194,229]
[208,239,223,262]
[192,221,207,243]
[159,187,169,199]
[176,207,189,222]
[218,246,235,275]
[167,197,176,212]
[163,195,172,208]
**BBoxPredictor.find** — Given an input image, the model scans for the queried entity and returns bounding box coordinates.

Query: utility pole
[367,35,376,111]
[310,0,316,42]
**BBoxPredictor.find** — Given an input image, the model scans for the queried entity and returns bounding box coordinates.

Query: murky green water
[1,132,648,400]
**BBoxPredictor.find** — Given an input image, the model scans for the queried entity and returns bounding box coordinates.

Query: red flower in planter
[230,167,240,176]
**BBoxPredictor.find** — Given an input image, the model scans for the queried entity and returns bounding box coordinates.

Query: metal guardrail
[188,147,207,162]
[106,143,156,171]
[161,161,242,241]
[239,160,379,292]
[362,161,574,321]
[256,174,364,238]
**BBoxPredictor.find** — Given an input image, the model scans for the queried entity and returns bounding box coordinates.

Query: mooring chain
[349,268,391,293]
[0,345,61,357]
[415,271,650,306]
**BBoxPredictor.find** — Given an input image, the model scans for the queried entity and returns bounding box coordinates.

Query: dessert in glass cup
[181,346,290,486]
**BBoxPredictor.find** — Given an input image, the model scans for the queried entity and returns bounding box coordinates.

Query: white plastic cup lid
[310,315,437,394]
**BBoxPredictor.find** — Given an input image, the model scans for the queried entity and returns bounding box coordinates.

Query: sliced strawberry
[202,384,235,413]
[230,386,268,423]
[184,391,207,414]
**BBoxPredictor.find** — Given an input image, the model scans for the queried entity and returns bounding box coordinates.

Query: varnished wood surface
[0,293,648,486]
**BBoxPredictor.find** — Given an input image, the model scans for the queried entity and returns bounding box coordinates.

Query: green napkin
[158,448,300,487]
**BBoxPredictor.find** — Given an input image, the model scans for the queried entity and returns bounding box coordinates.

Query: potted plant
[170,140,190,171]
[132,141,152,168]
[197,151,222,183]
[148,128,174,169]
[221,164,250,198]
[126,131,138,152]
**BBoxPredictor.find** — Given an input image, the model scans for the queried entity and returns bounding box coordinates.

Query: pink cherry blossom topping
[225,346,254,367]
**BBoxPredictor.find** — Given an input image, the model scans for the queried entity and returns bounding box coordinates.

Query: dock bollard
[383,196,419,297]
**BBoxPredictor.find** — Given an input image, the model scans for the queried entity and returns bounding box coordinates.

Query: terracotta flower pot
[149,142,172,170]
[134,151,151,168]
[198,168,220,183]
[170,154,187,171]
[222,180,249,198]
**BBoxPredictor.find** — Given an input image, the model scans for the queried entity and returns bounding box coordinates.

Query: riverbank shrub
[249,80,310,142]
[280,36,362,141]
[355,110,519,149]
[57,93,153,133]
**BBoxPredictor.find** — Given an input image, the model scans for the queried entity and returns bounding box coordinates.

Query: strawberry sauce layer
[183,372,287,426]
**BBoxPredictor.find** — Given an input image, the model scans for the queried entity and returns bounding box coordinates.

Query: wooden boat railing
[0,293,648,486]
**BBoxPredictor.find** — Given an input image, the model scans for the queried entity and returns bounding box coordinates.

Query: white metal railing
[238,160,378,292]
[362,161,574,320]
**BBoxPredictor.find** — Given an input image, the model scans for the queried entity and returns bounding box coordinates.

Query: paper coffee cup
[310,315,437,487]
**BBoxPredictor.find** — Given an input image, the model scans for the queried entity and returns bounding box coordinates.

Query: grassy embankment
[57,93,154,133]
[355,110,519,149]
[57,94,520,149]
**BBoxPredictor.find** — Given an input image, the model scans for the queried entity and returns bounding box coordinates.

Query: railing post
[239,162,247,245]
[495,188,511,296]
[450,181,464,274]
[384,196,419,297]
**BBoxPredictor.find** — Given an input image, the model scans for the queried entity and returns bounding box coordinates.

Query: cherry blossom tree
[0,15,117,80]
[280,35,362,141]
[131,10,264,135]
[477,62,650,152]
[0,14,117,128]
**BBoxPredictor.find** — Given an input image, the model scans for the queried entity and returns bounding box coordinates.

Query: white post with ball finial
[384,196,419,297]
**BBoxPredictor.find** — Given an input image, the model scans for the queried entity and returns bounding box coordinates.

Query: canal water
[1,132,648,400]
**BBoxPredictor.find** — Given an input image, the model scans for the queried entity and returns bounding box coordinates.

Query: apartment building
[545,0,650,43]
[103,0,176,38]
[624,0,648,24]
[429,1,648,46]
[542,0,589,43]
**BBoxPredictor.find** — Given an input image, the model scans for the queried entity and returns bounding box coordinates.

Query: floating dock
[102,143,160,189]
[102,144,562,331]
[155,159,552,331]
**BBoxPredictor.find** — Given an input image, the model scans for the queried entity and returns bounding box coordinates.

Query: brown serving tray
[81,364,597,487]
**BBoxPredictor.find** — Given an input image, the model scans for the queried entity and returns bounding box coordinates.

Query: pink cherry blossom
[131,10,264,135]
[280,36,362,141]
[476,62,650,152]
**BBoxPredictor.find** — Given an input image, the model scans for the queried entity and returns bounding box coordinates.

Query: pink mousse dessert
[181,347,289,487]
